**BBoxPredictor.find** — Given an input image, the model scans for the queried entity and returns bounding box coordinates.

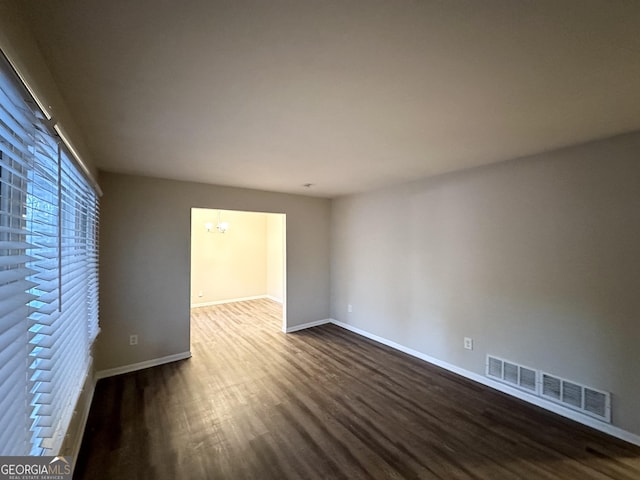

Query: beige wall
[191,209,268,305]
[98,172,330,371]
[267,214,285,302]
[330,131,640,437]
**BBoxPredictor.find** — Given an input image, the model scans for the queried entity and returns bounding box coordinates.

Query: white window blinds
[0,63,34,457]
[0,54,99,455]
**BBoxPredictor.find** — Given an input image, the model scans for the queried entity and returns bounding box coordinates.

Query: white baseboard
[330,319,640,447]
[191,294,269,308]
[285,318,331,333]
[265,295,283,304]
[95,351,192,380]
[67,372,96,470]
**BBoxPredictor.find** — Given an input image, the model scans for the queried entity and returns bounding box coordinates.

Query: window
[0,53,99,455]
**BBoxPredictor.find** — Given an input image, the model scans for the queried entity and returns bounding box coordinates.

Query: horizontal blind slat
[0,292,35,319]
[0,279,37,301]
[0,267,34,284]
[0,254,32,268]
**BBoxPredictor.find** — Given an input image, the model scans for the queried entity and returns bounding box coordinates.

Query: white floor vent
[486,356,537,393]
[486,355,611,423]
[540,372,611,423]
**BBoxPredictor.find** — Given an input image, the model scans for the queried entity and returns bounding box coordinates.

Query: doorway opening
[189,208,287,340]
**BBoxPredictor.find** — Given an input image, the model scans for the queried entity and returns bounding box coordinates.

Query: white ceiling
[19,1,640,197]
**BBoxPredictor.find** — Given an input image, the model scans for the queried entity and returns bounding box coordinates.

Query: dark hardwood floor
[74,299,640,479]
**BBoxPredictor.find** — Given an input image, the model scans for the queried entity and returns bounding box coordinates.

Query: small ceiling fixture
[216,221,229,234]
[303,183,314,188]
[205,211,230,234]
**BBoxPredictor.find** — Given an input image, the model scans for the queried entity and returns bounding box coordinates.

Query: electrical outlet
[464,337,473,350]
[129,334,138,346]
[347,304,353,313]
[198,291,203,297]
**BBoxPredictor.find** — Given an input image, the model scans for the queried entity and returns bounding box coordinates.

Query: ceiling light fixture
[205,211,229,233]
[216,210,229,233]
[216,221,229,234]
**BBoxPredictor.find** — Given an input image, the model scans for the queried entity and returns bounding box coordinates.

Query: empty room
[1,1,639,479]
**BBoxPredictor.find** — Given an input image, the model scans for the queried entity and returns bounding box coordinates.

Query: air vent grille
[584,389,607,418]
[519,367,536,391]
[486,356,537,393]
[542,374,561,400]
[562,381,582,408]
[540,372,611,422]
[488,357,502,378]
[487,357,611,423]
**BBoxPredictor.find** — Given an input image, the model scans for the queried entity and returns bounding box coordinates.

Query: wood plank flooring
[74,299,640,479]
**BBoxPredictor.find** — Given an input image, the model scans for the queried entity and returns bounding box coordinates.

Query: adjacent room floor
[74,299,640,479]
